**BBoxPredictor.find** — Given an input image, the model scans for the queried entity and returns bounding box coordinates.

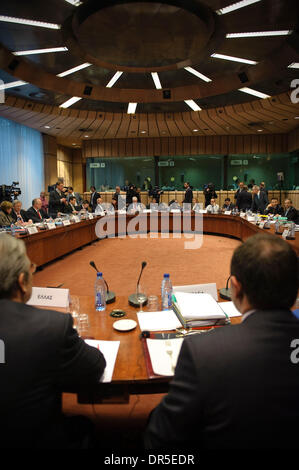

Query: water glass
[77,313,90,337]
[147,295,159,312]
[69,295,80,319]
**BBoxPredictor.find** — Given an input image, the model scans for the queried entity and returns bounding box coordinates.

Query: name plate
[259,221,265,229]
[27,225,38,235]
[224,211,232,215]
[88,213,94,219]
[62,219,71,226]
[199,209,207,214]
[46,222,56,230]
[282,229,289,239]
[173,283,218,301]
[27,287,70,308]
[73,216,80,223]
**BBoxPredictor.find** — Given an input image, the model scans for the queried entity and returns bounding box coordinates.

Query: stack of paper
[137,310,182,331]
[146,338,184,376]
[85,340,120,383]
[172,292,227,327]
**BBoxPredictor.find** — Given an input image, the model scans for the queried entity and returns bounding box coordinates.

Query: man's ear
[230,275,243,300]
[17,272,32,302]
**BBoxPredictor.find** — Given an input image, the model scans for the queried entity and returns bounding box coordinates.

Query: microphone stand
[219,275,232,301]
[89,261,116,304]
[128,262,148,307]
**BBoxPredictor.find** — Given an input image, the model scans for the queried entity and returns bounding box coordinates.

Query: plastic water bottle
[10,224,16,236]
[161,273,173,310]
[95,272,106,312]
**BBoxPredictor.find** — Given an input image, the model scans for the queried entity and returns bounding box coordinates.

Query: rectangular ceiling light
[239,87,270,99]
[14,47,68,56]
[211,53,257,65]
[184,66,212,82]
[227,30,292,38]
[57,62,92,78]
[59,96,82,109]
[0,15,60,29]
[288,63,299,69]
[0,80,28,90]
[151,72,162,89]
[127,102,137,114]
[184,100,202,112]
[106,71,123,88]
[217,0,261,15]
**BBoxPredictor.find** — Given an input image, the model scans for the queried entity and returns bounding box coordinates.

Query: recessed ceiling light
[65,0,82,5]
[151,72,162,90]
[216,0,261,15]
[44,125,51,129]
[193,129,199,132]
[141,130,147,134]
[184,100,202,112]
[184,67,212,83]
[211,53,257,65]
[0,80,28,90]
[57,63,91,77]
[127,103,137,114]
[227,30,292,38]
[295,117,299,119]
[239,87,270,99]
[257,129,263,132]
[14,47,68,56]
[0,15,60,29]
[84,135,89,138]
[59,96,82,109]
[288,63,299,69]
[106,71,123,88]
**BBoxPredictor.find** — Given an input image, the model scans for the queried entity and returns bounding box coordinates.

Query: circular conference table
[18,212,299,404]
[21,212,299,268]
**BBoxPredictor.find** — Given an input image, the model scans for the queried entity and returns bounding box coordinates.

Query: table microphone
[128,261,148,307]
[89,260,116,304]
[219,274,232,301]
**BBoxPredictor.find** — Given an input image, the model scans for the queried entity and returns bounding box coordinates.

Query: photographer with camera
[0,182,21,204]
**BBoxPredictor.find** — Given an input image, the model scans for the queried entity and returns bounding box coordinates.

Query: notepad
[85,340,120,383]
[218,301,242,318]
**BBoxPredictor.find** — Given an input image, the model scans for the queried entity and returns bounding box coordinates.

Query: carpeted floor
[33,233,241,449]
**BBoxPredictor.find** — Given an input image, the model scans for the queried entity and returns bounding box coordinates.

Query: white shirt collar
[242,309,257,322]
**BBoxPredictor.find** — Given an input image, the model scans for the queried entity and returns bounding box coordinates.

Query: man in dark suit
[283,199,298,222]
[183,182,193,205]
[89,186,101,212]
[11,200,29,223]
[251,184,268,214]
[145,233,299,450]
[234,181,244,201]
[264,198,284,216]
[236,185,252,211]
[0,234,106,449]
[26,198,48,223]
[49,182,68,218]
[66,186,83,206]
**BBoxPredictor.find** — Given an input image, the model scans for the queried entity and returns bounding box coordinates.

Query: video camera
[0,182,21,203]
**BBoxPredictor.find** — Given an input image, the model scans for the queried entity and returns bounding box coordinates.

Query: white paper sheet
[174,292,226,320]
[85,340,120,383]
[146,338,184,376]
[137,310,181,331]
[218,301,242,318]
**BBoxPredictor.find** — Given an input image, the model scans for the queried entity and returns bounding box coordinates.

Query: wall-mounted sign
[230,160,243,166]
[158,161,169,167]
[90,163,100,168]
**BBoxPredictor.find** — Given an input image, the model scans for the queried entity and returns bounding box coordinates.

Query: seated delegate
[0,234,106,448]
[144,234,299,449]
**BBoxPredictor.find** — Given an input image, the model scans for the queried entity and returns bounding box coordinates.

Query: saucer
[113,319,137,332]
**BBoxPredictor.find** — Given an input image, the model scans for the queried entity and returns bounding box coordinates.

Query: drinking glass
[136,284,147,313]
[69,295,80,319]
[147,295,159,312]
[77,313,90,337]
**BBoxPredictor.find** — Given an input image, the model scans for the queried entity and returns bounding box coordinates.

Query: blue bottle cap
[97,272,103,277]
[164,273,170,278]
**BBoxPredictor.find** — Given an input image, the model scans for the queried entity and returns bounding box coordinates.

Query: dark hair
[68,186,73,191]
[231,234,298,310]
[83,199,89,204]
[225,198,231,202]
[69,196,76,202]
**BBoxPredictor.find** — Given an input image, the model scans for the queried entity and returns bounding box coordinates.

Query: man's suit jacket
[11,209,29,223]
[26,206,47,223]
[183,187,193,204]
[0,299,106,448]
[236,190,252,211]
[283,206,298,223]
[67,192,82,205]
[145,309,299,450]
[251,191,268,214]
[89,191,101,212]
[49,190,66,217]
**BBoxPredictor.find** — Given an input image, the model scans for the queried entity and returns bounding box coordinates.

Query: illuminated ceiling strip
[151,72,162,90]
[59,96,82,108]
[14,47,68,56]
[106,71,123,88]
[184,100,202,112]
[0,80,28,90]
[211,53,257,65]
[216,0,261,15]
[227,30,292,38]
[184,66,212,82]
[288,63,299,69]
[0,15,60,29]
[239,87,270,99]
[57,62,92,77]
[127,103,137,114]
